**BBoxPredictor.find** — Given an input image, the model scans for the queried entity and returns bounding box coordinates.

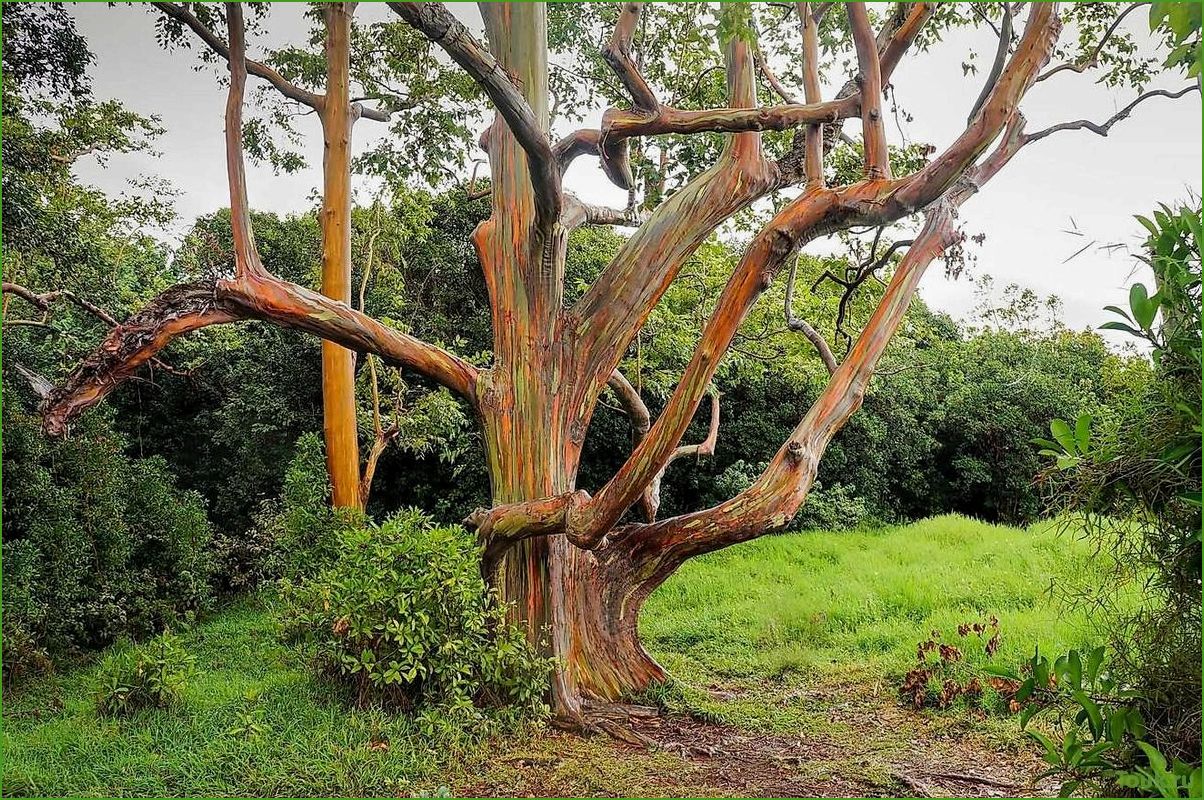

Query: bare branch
[1036,3,1150,83]
[152,2,324,111]
[784,258,838,374]
[603,96,856,141]
[388,2,561,230]
[565,4,1060,549]
[563,194,644,229]
[968,2,1013,125]
[2,281,190,377]
[604,3,658,112]
[799,1,824,187]
[224,3,266,279]
[41,276,481,436]
[552,128,633,190]
[1023,85,1201,144]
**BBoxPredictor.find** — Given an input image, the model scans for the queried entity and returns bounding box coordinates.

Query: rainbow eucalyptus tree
[40,2,1198,724]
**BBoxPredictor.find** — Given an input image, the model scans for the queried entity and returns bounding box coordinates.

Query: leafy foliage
[93,633,195,717]
[1001,647,1201,798]
[1,394,215,680]
[277,510,552,727]
[1037,203,1202,766]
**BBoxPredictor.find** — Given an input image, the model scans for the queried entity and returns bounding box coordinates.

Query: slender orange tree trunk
[318,3,362,509]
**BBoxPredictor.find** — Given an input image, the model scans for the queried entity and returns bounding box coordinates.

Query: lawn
[2,514,1109,797]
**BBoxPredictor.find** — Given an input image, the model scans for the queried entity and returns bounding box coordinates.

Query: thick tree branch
[41,276,480,436]
[778,2,934,184]
[604,2,658,112]
[2,281,191,377]
[561,3,1060,549]
[566,12,775,471]
[602,96,857,141]
[389,2,561,230]
[563,194,644,229]
[799,1,824,187]
[552,128,633,190]
[848,3,890,179]
[606,110,1038,575]
[153,2,324,112]
[224,3,266,279]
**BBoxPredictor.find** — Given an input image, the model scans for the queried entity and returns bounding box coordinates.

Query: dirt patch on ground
[455,681,1061,798]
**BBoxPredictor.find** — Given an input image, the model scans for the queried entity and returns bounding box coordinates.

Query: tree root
[551,701,663,748]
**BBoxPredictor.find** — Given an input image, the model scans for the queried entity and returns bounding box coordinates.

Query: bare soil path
[454,680,1058,798]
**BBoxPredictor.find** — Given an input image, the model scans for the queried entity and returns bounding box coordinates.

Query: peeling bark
[43,1,1186,722]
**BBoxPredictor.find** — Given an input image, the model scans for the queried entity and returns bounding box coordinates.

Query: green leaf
[1067,649,1083,689]
[1073,690,1103,739]
[1130,283,1158,329]
[1085,646,1105,683]
[1050,419,1076,453]
[1137,741,1168,773]
[1073,414,1091,455]
[1099,321,1143,335]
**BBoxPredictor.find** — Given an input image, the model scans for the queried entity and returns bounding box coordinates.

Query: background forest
[1,2,1200,798]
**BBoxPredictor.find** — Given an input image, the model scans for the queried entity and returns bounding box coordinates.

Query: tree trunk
[319,2,362,509]
[481,402,667,717]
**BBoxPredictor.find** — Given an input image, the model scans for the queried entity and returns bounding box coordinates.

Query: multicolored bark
[39,2,1194,720]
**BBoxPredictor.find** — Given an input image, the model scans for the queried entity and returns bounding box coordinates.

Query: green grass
[639,514,1114,731]
[2,600,478,797]
[3,514,1114,796]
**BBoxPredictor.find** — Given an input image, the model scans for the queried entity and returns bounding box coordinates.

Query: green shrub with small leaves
[276,509,552,728]
[93,634,195,717]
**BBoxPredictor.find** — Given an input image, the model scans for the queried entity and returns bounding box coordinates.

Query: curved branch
[1023,85,1201,144]
[604,2,658,112]
[1036,2,1150,83]
[3,281,189,376]
[388,1,560,230]
[152,2,324,111]
[783,259,838,374]
[552,128,633,190]
[41,276,480,436]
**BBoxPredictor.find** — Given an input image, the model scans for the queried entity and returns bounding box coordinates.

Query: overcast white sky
[69,3,1201,340]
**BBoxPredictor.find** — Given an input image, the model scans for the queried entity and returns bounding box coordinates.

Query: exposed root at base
[552,701,664,747]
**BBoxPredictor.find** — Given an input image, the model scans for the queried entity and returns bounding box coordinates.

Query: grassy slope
[3,515,1106,796]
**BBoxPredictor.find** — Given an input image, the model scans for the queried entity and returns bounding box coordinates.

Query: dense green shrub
[277,510,552,725]
[94,634,195,717]
[1,395,215,681]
